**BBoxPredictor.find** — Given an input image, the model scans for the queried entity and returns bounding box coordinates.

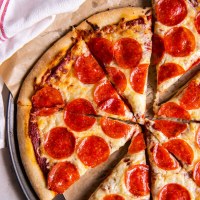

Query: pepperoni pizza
[89,132,150,200]
[16,2,200,200]
[152,0,200,103]
[17,7,153,200]
[18,103,140,199]
[155,71,200,121]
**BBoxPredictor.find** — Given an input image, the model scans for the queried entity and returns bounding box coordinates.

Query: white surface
[0,0,86,63]
[0,148,26,200]
[0,77,5,148]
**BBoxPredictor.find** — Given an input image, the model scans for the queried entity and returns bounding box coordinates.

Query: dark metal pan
[6,94,38,200]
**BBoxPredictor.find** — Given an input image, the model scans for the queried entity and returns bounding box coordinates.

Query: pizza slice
[89,131,150,200]
[17,103,140,200]
[18,37,134,122]
[146,119,200,188]
[155,71,200,121]
[152,0,200,103]
[78,7,152,123]
[147,129,200,199]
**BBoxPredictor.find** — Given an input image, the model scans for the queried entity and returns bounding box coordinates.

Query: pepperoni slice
[157,63,185,85]
[128,133,146,154]
[195,12,200,34]
[130,64,148,94]
[153,120,187,138]
[107,67,127,93]
[47,162,80,193]
[163,139,194,164]
[64,98,96,132]
[157,102,191,120]
[44,127,75,159]
[103,194,125,200]
[152,144,179,170]
[32,86,64,108]
[99,98,125,116]
[156,0,187,26]
[74,54,105,84]
[88,38,113,65]
[125,164,150,196]
[94,79,118,105]
[164,27,195,57]
[65,112,96,132]
[180,80,200,110]
[100,117,132,139]
[34,107,59,116]
[196,126,200,149]
[77,136,110,167]
[114,38,142,69]
[158,183,191,200]
[152,34,165,65]
[193,161,200,186]
[65,98,96,115]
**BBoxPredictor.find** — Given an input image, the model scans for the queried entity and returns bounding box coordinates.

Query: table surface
[0,85,26,199]
[0,148,26,199]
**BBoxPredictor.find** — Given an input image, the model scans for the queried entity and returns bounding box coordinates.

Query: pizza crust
[17,105,56,200]
[77,7,151,30]
[17,31,75,106]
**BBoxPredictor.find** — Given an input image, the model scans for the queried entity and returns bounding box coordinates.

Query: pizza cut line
[16,2,200,200]
[77,11,152,123]
[155,71,200,121]
[89,132,150,200]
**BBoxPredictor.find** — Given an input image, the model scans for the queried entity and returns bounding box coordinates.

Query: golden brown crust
[77,7,151,30]
[17,7,151,200]
[17,105,56,200]
[17,31,75,106]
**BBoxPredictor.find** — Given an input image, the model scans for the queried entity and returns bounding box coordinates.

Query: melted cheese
[158,71,200,121]
[152,171,200,200]
[48,39,133,121]
[147,120,200,199]
[85,13,152,122]
[37,111,140,176]
[89,147,149,200]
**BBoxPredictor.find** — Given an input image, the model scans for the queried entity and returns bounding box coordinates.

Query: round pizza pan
[6,93,39,200]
